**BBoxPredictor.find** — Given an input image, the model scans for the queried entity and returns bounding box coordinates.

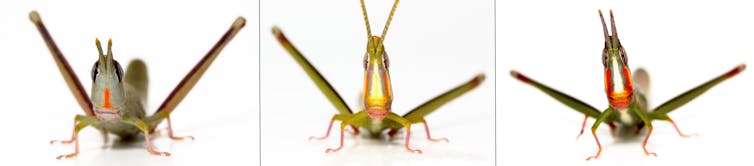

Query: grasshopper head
[360,0,400,122]
[90,38,126,120]
[363,36,391,122]
[599,10,633,111]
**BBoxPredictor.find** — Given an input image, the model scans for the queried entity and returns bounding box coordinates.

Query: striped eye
[114,60,124,82]
[91,62,100,82]
[382,52,389,69]
[601,47,608,67]
[363,53,368,69]
[619,47,628,65]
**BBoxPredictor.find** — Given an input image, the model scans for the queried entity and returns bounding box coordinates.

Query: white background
[261,0,494,165]
[3,0,753,166]
[499,0,753,166]
[0,0,258,166]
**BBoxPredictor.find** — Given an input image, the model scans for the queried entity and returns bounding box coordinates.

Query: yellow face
[363,36,392,122]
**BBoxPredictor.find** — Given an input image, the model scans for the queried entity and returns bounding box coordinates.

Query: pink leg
[310,115,336,141]
[585,128,602,161]
[51,120,78,145]
[421,119,448,142]
[144,131,171,156]
[576,114,588,139]
[55,130,80,160]
[167,116,194,141]
[404,125,422,154]
[667,118,698,137]
[641,125,657,157]
[325,123,347,153]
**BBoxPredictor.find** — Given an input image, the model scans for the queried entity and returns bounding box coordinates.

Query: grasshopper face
[363,36,392,122]
[90,39,126,120]
[599,10,633,111]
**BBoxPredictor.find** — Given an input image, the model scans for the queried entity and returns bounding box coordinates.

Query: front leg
[387,112,422,154]
[146,110,194,141]
[310,114,351,141]
[633,105,657,157]
[51,115,98,159]
[325,112,367,153]
[586,108,614,161]
[123,117,170,156]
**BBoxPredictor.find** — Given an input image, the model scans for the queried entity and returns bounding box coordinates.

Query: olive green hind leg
[50,115,99,159]
[649,64,745,137]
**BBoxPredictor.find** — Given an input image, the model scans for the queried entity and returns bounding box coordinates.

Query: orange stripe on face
[604,67,633,110]
[103,88,112,109]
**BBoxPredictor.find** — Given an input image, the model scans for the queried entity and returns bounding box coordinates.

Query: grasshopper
[272,0,485,153]
[510,9,745,160]
[29,11,246,159]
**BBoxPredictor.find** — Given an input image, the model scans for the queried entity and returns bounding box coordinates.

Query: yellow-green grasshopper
[29,11,246,159]
[510,9,745,160]
[272,0,485,153]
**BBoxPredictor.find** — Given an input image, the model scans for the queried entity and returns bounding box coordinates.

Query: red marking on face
[604,67,633,110]
[103,88,112,109]
[366,106,387,122]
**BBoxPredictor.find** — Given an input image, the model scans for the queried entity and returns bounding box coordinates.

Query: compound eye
[91,62,100,82]
[113,60,124,82]
[619,47,628,65]
[382,52,389,69]
[363,53,368,69]
[601,48,608,67]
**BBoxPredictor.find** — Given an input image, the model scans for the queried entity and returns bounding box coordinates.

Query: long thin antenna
[379,0,400,45]
[360,0,373,39]
[609,9,619,45]
[598,9,610,45]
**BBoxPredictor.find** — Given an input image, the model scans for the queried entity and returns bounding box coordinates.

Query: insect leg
[124,117,170,156]
[310,114,350,141]
[52,115,98,160]
[586,108,614,161]
[420,118,448,142]
[633,105,657,157]
[387,112,422,154]
[325,112,367,153]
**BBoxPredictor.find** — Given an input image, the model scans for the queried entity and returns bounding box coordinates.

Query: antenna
[609,9,619,45]
[598,9,610,45]
[360,0,373,39]
[379,0,400,46]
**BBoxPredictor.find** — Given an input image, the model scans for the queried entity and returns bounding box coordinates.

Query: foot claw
[586,155,599,161]
[171,135,195,141]
[681,133,699,138]
[50,140,74,145]
[55,153,78,160]
[645,152,657,157]
[149,151,171,157]
[429,138,449,143]
[308,136,327,141]
[408,149,423,154]
[325,148,341,153]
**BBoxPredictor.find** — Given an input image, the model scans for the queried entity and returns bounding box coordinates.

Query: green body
[510,10,745,160]
[272,0,485,153]
[30,10,246,159]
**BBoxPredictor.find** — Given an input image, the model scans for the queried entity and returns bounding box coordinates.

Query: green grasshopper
[272,0,484,153]
[510,9,745,160]
[29,11,246,159]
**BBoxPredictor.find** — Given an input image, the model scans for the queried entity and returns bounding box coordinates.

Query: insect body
[29,11,246,159]
[273,0,484,153]
[510,9,745,160]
